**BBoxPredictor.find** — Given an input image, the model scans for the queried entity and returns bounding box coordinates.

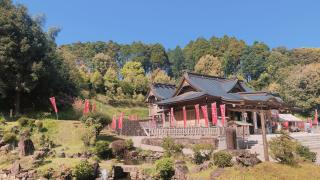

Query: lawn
[217,162,320,180]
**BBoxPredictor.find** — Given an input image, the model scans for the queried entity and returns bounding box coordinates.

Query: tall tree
[121,61,148,95]
[150,68,174,84]
[92,53,117,75]
[168,46,185,78]
[195,55,223,76]
[149,43,169,70]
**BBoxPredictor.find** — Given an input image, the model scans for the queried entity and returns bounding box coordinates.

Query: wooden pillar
[253,112,258,133]
[260,110,270,161]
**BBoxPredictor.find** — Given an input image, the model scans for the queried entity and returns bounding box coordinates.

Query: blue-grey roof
[156,72,284,105]
[151,83,176,100]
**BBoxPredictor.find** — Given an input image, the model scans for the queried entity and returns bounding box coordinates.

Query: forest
[0,0,319,115]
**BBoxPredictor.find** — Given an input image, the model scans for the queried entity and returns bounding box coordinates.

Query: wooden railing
[148,127,225,137]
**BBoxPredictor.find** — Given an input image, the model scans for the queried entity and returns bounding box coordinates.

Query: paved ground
[248,132,320,164]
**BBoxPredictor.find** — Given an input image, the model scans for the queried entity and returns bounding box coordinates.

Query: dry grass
[217,162,320,180]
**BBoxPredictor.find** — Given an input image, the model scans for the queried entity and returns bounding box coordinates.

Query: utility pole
[260,110,270,161]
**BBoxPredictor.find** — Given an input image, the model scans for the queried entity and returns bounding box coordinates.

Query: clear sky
[14,0,320,49]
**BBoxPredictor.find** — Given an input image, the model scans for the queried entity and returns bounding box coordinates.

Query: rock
[10,162,21,175]
[93,161,100,178]
[194,161,213,173]
[33,151,46,160]
[0,139,5,147]
[18,137,35,156]
[173,161,188,180]
[58,152,66,158]
[0,144,10,152]
[66,154,74,158]
[236,152,261,167]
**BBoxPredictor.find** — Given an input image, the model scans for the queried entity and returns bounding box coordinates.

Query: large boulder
[236,152,261,167]
[173,160,189,180]
[18,137,35,156]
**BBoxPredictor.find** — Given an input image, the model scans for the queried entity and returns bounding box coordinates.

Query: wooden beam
[260,110,270,161]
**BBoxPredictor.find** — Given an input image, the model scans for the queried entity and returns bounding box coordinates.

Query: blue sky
[14,0,320,49]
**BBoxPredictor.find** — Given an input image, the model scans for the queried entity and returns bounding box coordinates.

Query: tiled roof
[156,72,284,105]
[151,83,176,100]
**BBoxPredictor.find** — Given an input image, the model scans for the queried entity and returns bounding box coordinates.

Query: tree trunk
[15,90,21,115]
[260,110,270,161]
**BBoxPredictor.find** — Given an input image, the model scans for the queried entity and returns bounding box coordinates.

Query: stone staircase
[292,134,320,150]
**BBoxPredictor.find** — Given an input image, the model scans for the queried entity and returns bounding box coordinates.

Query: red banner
[49,97,58,113]
[118,112,124,129]
[201,105,209,127]
[211,103,217,126]
[83,99,90,115]
[220,104,226,126]
[195,104,200,126]
[170,107,174,127]
[314,109,318,125]
[162,112,166,127]
[112,115,116,129]
[183,106,187,128]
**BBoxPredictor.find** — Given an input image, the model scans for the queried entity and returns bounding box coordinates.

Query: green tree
[195,55,223,76]
[168,46,185,78]
[90,71,103,92]
[92,53,116,75]
[280,63,320,113]
[183,38,211,70]
[149,43,169,70]
[150,68,174,84]
[121,61,148,95]
[103,68,119,96]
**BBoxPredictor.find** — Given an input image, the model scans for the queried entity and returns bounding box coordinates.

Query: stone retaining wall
[141,137,219,148]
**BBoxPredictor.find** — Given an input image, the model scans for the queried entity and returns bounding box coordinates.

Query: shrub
[80,113,111,136]
[125,139,134,150]
[269,133,298,165]
[17,117,29,127]
[296,144,317,162]
[155,158,175,180]
[94,141,112,159]
[73,160,95,180]
[192,143,214,164]
[213,151,233,168]
[35,120,43,131]
[111,140,127,159]
[161,137,183,157]
[2,132,17,145]
[81,127,96,147]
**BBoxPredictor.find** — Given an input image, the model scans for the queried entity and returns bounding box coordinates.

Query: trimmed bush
[73,160,95,180]
[213,151,233,168]
[296,144,317,162]
[94,141,112,159]
[155,158,175,180]
[161,137,183,157]
[35,120,43,131]
[81,127,96,147]
[17,117,29,127]
[80,113,111,136]
[192,143,214,164]
[269,133,298,165]
[111,140,127,159]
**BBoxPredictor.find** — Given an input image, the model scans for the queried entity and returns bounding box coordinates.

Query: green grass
[217,162,320,180]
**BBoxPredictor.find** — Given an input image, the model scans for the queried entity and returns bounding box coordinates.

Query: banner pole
[56,112,59,120]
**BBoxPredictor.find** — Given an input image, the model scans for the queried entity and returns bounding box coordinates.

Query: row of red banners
[111,112,124,130]
[164,103,226,128]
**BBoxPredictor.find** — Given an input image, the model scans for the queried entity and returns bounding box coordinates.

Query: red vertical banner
[314,109,318,125]
[170,107,175,127]
[118,112,124,130]
[183,106,187,128]
[83,99,90,115]
[162,112,166,127]
[49,97,58,113]
[195,104,200,126]
[112,115,116,129]
[201,105,209,127]
[211,102,217,126]
[220,104,226,127]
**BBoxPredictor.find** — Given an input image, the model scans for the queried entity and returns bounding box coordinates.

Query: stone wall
[116,120,146,136]
[141,137,219,148]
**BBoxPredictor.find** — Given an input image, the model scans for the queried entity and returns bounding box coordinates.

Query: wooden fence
[147,127,225,137]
